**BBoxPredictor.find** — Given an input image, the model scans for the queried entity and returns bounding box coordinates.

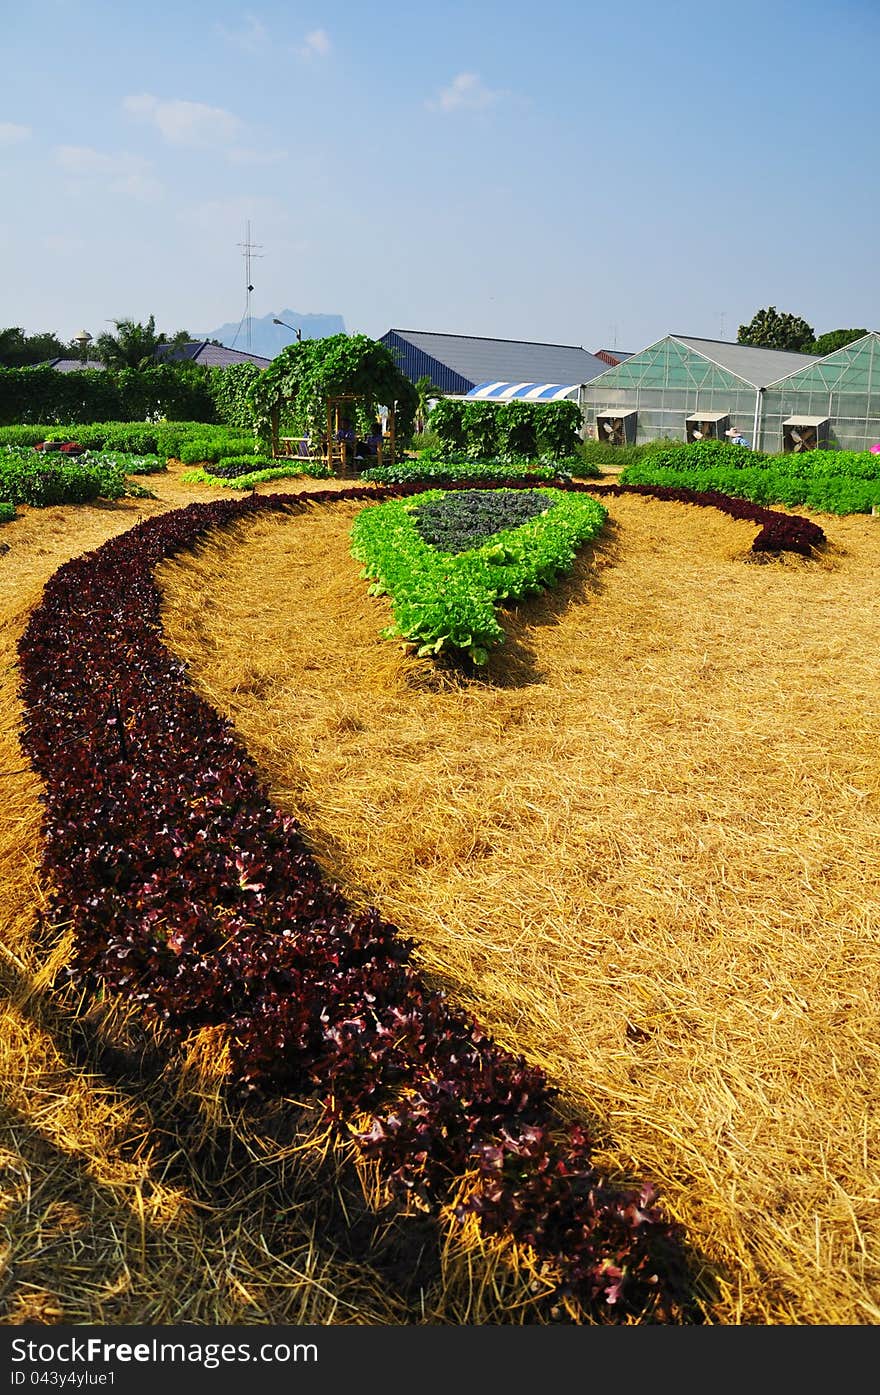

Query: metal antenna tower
[236,221,264,350]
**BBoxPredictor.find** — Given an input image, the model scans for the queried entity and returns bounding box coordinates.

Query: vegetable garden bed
[17,485,696,1324]
[8,470,868,1327]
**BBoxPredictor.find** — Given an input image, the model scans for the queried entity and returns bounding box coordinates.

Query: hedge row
[17,483,693,1322]
[0,365,219,425]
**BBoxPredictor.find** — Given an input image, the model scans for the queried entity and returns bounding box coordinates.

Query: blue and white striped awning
[464,381,581,402]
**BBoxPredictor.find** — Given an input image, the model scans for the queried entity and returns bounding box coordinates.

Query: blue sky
[2,0,878,352]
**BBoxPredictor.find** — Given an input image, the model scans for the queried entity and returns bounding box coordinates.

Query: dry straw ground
[2,461,879,1324]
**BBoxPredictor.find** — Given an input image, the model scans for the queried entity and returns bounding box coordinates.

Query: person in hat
[726,426,749,447]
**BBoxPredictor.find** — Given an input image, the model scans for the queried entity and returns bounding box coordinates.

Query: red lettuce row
[584,482,826,555]
[17,486,699,1322]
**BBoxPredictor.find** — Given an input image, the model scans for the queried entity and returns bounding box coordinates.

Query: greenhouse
[580,336,818,449]
[580,332,880,451]
[761,332,880,452]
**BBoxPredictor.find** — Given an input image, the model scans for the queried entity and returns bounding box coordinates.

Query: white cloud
[0,122,31,146]
[54,145,163,201]
[428,72,502,112]
[227,146,288,166]
[123,94,242,148]
[217,12,268,52]
[296,28,331,58]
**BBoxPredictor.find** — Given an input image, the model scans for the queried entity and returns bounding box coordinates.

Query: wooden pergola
[272,393,397,474]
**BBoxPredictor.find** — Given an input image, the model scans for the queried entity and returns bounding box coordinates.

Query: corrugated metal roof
[380,331,472,395]
[43,357,105,372]
[381,329,607,392]
[671,337,819,388]
[465,381,581,401]
[156,341,272,368]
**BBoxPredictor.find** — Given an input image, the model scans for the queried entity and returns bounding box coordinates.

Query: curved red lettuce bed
[584,481,825,555]
[17,481,790,1322]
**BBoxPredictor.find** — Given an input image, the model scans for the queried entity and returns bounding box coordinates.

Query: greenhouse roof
[583,335,822,395]
[764,331,880,391]
[671,337,819,388]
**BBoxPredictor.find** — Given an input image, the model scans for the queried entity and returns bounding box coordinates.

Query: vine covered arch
[249,333,418,472]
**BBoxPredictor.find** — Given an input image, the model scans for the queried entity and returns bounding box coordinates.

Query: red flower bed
[17,486,697,1323]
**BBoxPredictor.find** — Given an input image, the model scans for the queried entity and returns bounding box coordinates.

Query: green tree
[94,315,191,370]
[811,328,868,357]
[0,327,68,367]
[414,374,440,433]
[737,306,815,353]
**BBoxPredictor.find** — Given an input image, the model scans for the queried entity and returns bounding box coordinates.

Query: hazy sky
[2,0,877,353]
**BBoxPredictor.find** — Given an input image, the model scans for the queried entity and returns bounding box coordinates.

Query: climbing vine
[248,334,418,452]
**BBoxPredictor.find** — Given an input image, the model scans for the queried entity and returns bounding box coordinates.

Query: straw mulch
[4,471,549,1325]
[155,492,880,1326]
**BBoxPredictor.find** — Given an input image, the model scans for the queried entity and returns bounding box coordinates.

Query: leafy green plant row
[620,462,880,514]
[429,398,583,463]
[360,456,578,485]
[197,455,277,478]
[0,420,257,458]
[575,436,690,469]
[77,449,166,475]
[350,487,607,664]
[175,429,260,464]
[181,461,331,490]
[0,447,150,511]
[0,421,160,452]
[637,438,880,480]
[620,439,880,512]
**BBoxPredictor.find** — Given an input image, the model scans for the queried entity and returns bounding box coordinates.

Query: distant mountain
[201,309,346,360]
